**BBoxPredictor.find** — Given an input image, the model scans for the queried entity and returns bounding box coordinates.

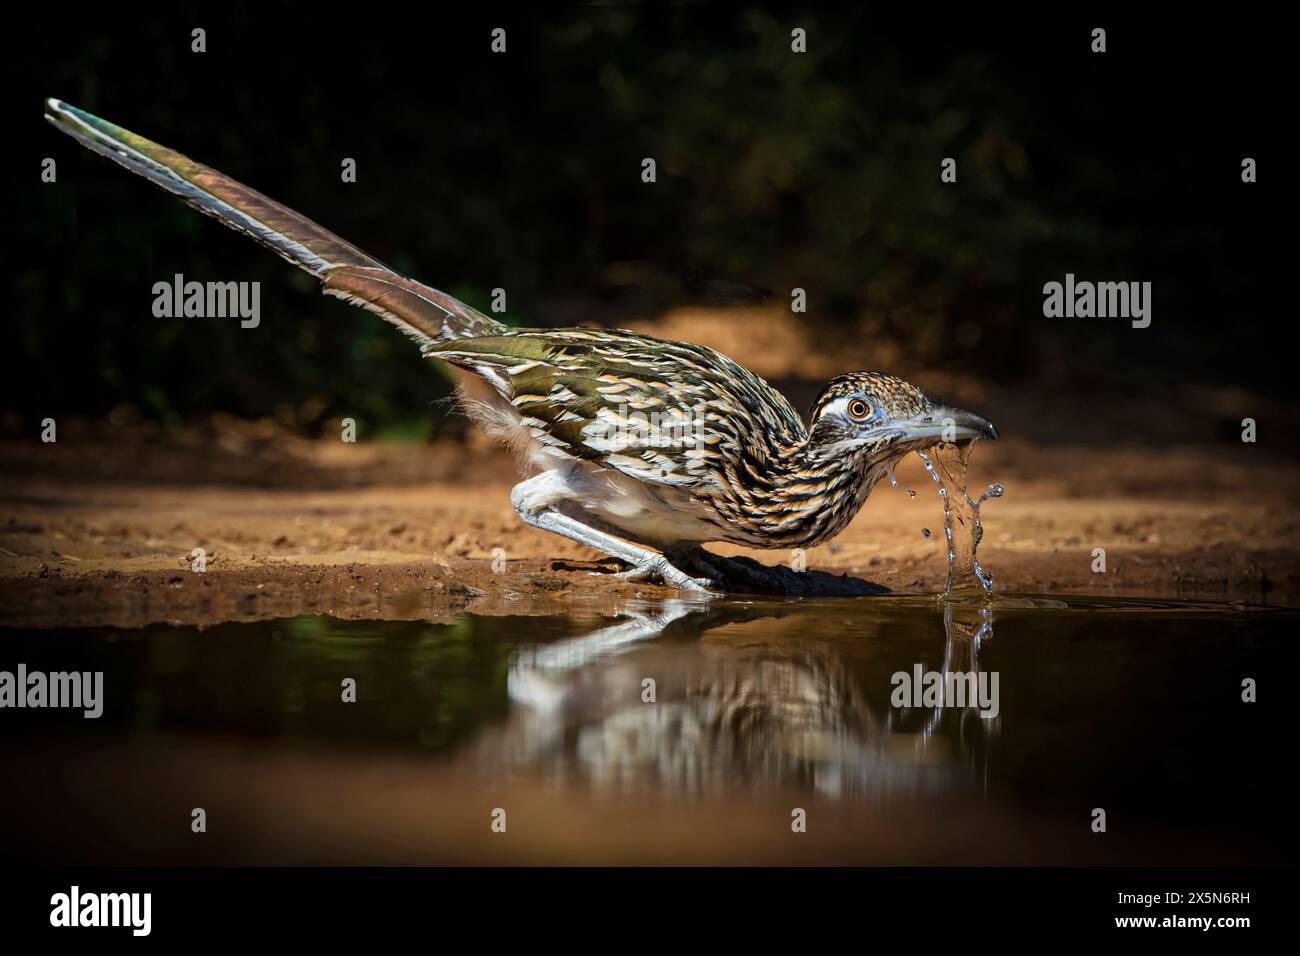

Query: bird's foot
[603,553,718,593]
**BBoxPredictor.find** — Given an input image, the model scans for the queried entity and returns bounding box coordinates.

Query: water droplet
[885,462,917,498]
[916,445,1003,596]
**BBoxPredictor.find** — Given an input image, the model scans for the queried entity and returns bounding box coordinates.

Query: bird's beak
[871,404,998,449]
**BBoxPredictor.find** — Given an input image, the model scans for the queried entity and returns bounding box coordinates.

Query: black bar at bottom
[4,866,1283,941]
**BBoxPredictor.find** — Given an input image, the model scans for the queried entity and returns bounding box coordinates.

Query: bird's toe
[603,554,719,594]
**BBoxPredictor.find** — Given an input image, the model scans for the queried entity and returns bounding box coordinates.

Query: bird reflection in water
[472,599,1000,801]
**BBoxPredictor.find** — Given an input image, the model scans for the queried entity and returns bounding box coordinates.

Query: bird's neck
[748,439,891,547]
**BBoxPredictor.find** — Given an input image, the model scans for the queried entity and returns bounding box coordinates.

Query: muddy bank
[2,423,1297,628]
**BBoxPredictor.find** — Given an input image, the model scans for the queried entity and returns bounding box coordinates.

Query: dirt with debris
[2,412,1297,629]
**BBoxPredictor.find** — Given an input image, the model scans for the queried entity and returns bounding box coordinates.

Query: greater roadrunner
[45,99,996,593]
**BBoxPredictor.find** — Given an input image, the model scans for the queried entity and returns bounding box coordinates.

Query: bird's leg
[514,505,717,594]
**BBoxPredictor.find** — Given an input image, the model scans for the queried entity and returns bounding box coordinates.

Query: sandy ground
[2,414,1297,628]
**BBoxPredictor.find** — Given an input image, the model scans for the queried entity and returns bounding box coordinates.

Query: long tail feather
[45,98,503,346]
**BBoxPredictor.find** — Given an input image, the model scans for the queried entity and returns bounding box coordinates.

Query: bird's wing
[44,98,501,347]
[428,329,808,489]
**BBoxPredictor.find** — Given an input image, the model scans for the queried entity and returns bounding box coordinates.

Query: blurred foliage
[10,7,1284,434]
[0,614,536,752]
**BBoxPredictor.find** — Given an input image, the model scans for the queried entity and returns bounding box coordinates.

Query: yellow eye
[848,399,870,419]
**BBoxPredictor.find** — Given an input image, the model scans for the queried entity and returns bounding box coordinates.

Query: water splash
[885,462,917,498]
[917,442,1004,596]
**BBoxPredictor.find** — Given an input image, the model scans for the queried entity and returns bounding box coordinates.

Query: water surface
[2,594,1292,865]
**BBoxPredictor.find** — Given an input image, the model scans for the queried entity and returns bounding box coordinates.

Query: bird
[44,99,997,594]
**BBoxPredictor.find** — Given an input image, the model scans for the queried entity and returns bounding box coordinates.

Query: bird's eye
[848,399,870,420]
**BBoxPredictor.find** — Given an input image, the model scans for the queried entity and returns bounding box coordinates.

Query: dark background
[10,6,1290,447]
